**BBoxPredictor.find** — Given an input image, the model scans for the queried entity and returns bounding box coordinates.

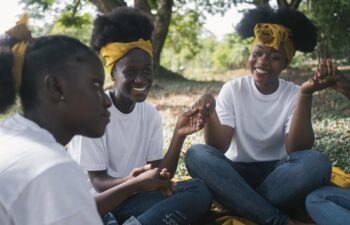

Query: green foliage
[211,33,251,70]
[58,11,91,28]
[302,0,350,60]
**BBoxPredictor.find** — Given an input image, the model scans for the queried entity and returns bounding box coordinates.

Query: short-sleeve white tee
[68,93,164,178]
[216,75,300,162]
[0,113,102,225]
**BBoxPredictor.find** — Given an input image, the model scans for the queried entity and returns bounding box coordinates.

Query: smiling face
[248,44,287,94]
[111,48,153,107]
[62,53,111,138]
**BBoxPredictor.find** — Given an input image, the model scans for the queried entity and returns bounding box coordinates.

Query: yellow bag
[330,167,350,188]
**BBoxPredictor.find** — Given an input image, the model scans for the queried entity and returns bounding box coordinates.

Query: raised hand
[127,164,152,179]
[301,59,337,94]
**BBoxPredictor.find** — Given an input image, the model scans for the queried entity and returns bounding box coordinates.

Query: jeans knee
[295,150,332,182]
[185,144,211,168]
[189,179,213,212]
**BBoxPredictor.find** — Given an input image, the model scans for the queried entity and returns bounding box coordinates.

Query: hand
[331,72,350,98]
[175,107,208,136]
[132,168,175,196]
[127,164,152,179]
[301,58,337,94]
[192,94,216,115]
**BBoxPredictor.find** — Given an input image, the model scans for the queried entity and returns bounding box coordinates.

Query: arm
[158,107,208,176]
[286,59,337,153]
[89,164,155,192]
[95,168,174,216]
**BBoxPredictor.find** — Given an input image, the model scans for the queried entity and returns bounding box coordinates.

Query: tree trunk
[277,0,302,9]
[151,0,173,78]
[88,0,126,14]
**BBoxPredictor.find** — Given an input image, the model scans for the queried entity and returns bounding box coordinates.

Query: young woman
[184,7,332,225]
[0,17,174,225]
[67,7,212,225]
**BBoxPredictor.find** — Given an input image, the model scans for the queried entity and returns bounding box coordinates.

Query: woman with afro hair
[184,7,333,225]
[68,6,213,225]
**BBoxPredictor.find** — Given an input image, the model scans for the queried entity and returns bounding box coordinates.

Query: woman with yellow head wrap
[67,6,213,225]
[184,6,335,225]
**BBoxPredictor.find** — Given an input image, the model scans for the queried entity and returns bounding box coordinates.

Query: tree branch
[88,0,126,13]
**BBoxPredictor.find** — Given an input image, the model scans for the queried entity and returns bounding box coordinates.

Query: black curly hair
[0,35,97,114]
[90,6,154,52]
[236,6,317,53]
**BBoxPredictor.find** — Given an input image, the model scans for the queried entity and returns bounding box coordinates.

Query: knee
[295,150,332,182]
[306,188,326,210]
[185,144,213,167]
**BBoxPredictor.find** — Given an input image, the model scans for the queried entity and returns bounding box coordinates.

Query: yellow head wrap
[100,38,153,75]
[252,23,295,65]
[5,15,32,92]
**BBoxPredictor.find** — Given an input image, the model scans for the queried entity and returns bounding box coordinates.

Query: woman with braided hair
[185,7,333,225]
[0,16,175,225]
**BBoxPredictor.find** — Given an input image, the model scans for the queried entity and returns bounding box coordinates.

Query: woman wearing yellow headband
[68,7,213,225]
[0,29,112,225]
[185,7,333,225]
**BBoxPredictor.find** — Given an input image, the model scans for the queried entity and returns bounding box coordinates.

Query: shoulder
[279,79,300,95]
[138,101,162,119]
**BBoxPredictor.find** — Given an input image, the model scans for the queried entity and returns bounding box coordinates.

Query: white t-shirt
[0,113,102,225]
[68,95,164,178]
[216,75,299,162]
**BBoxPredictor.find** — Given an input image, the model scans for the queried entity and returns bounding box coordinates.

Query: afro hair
[90,7,154,52]
[236,6,317,52]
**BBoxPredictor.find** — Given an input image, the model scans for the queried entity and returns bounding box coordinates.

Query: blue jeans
[184,144,331,225]
[111,179,212,225]
[306,186,350,225]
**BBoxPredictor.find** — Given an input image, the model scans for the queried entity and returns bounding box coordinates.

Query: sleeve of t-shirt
[146,112,164,162]
[285,86,300,134]
[11,163,103,225]
[67,135,107,172]
[216,81,236,128]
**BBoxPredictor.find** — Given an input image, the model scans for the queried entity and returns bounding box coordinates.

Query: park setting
[0,0,350,225]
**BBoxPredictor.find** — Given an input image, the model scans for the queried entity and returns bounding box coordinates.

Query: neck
[23,108,72,146]
[110,91,136,114]
[254,79,279,95]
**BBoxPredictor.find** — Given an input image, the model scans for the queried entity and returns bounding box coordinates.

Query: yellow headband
[252,23,295,65]
[100,38,153,75]
[5,15,31,92]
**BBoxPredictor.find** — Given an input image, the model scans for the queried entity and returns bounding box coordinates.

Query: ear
[43,74,65,101]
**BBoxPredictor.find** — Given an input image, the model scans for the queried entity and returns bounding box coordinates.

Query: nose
[102,92,112,108]
[134,74,147,84]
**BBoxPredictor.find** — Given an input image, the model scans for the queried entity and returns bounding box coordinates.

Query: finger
[326,59,332,77]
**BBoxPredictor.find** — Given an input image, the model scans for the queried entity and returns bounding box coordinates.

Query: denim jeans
[111,179,212,225]
[184,144,331,225]
[306,186,350,225]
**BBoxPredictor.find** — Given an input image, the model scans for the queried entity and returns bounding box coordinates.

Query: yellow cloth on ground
[212,216,257,225]
[331,166,350,188]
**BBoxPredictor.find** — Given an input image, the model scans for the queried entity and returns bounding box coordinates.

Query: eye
[93,80,104,89]
[143,67,153,75]
[252,50,263,58]
[269,53,283,61]
[124,68,138,77]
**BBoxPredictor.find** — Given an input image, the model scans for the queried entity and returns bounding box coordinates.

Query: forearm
[94,178,142,216]
[90,174,129,192]
[158,132,186,176]
[204,112,232,152]
[286,93,314,153]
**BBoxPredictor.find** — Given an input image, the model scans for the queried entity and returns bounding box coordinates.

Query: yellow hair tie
[5,15,31,92]
[252,23,295,65]
[12,41,28,92]
[100,38,153,75]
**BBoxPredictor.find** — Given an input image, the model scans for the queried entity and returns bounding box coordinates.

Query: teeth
[255,68,268,74]
[133,86,147,92]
